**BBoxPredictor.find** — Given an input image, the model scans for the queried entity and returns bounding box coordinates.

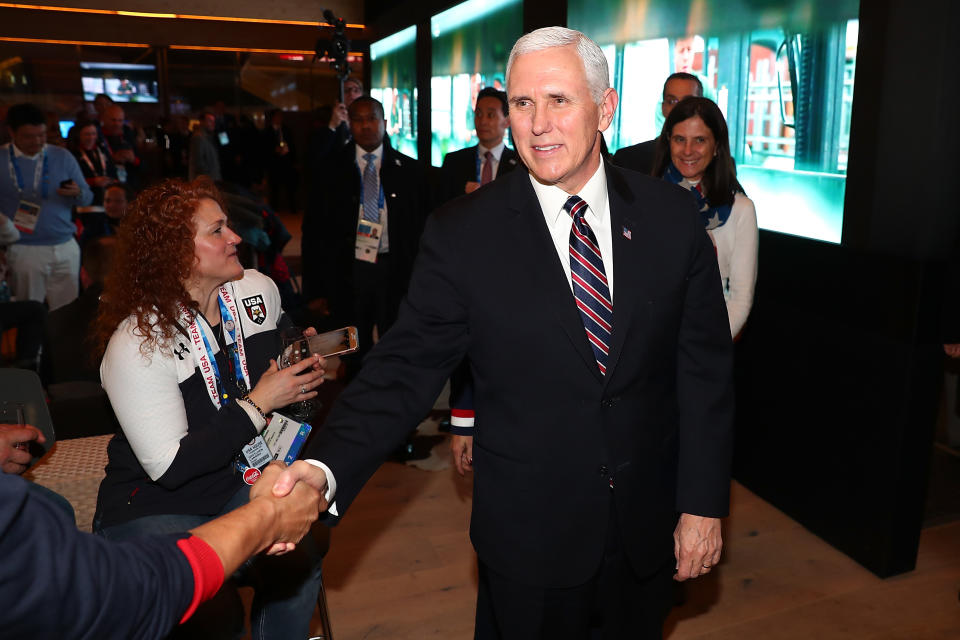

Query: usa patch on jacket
[242,295,267,324]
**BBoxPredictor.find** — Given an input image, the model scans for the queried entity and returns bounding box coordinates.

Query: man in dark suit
[612,72,702,175]
[277,28,733,639]
[301,96,426,367]
[438,87,521,205]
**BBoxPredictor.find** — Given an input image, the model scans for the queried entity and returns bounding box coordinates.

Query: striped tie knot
[564,194,613,375]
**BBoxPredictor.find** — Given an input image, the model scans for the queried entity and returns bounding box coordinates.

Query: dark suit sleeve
[1,475,194,638]
[306,210,470,518]
[437,150,468,207]
[675,213,736,518]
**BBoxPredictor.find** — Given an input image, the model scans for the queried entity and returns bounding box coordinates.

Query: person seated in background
[1,459,321,639]
[189,111,223,181]
[91,177,331,639]
[215,182,301,319]
[1,102,92,310]
[78,183,128,249]
[0,212,46,370]
[100,104,141,189]
[438,86,520,205]
[651,97,758,338]
[613,72,702,175]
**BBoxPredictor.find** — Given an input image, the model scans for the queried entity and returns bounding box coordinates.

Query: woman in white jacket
[652,97,759,338]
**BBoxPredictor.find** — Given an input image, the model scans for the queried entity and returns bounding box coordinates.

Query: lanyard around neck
[182,283,250,409]
[8,144,48,199]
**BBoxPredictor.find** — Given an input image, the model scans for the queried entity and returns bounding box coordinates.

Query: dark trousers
[475,502,674,640]
[350,253,399,372]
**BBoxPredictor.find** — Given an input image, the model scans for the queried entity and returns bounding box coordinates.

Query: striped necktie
[362,152,380,222]
[565,195,613,375]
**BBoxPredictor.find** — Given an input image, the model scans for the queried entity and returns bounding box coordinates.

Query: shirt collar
[355,143,384,166]
[11,143,45,161]
[478,141,505,162]
[529,160,608,225]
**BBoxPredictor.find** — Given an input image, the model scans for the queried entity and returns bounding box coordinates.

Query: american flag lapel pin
[622,226,632,240]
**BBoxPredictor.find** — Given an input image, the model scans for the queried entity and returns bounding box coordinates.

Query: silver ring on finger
[299,385,306,395]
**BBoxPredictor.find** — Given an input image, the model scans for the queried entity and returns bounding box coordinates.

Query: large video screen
[568,0,861,244]
[370,26,418,159]
[430,0,521,167]
[80,62,159,103]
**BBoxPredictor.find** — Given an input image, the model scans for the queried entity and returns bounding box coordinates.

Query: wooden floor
[314,459,960,640]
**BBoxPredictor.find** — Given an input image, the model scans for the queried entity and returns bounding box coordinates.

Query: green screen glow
[371,25,418,159]
[568,0,860,244]
[430,0,522,167]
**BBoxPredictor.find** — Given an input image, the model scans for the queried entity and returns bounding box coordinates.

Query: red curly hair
[93,177,226,357]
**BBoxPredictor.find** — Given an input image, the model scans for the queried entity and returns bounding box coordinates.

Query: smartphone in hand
[279,326,359,367]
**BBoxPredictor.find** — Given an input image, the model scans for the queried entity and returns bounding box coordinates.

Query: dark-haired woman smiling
[652,97,758,338]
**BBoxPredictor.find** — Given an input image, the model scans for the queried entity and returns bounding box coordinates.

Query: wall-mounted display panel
[569,0,860,244]
[430,0,521,167]
[370,25,418,159]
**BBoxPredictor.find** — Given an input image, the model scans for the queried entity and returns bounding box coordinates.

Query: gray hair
[506,27,610,104]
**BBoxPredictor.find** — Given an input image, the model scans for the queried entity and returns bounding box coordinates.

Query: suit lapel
[503,170,603,381]
[500,147,520,175]
[603,163,644,385]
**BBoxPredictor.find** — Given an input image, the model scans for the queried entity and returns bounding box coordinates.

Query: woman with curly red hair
[91,177,329,639]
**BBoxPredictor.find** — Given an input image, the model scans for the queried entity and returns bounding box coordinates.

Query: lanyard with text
[216,285,251,393]
[182,286,250,409]
[8,145,49,200]
[475,147,482,182]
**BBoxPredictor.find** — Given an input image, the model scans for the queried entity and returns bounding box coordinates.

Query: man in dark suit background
[301,96,426,367]
[612,72,702,175]
[438,87,521,205]
[276,27,733,639]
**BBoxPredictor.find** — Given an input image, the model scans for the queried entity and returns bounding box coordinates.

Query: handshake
[188,461,331,570]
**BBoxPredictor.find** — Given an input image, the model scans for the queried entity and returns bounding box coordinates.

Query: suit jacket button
[599,465,609,476]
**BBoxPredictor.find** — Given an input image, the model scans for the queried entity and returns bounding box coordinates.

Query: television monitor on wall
[429,0,521,167]
[80,62,159,103]
[568,0,861,245]
[370,26,418,159]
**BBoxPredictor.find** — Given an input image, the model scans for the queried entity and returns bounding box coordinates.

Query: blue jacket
[1,473,194,638]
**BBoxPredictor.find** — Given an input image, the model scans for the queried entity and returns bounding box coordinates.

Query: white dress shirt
[355,143,389,253]
[528,161,615,299]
